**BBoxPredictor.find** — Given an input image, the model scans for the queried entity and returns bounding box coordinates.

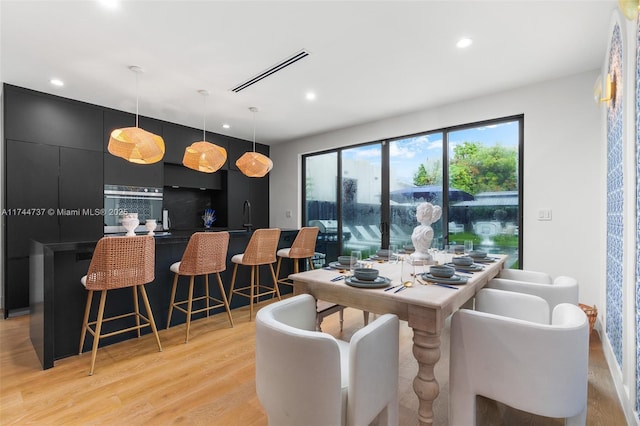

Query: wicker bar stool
[167,231,234,343]
[274,226,319,292]
[78,235,161,375]
[228,228,281,320]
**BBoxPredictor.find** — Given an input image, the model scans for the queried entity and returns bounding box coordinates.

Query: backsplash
[163,187,216,230]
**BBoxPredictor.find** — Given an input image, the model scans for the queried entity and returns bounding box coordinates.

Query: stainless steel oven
[104,185,163,234]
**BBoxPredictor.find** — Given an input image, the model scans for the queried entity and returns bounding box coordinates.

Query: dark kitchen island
[29,229,301,369]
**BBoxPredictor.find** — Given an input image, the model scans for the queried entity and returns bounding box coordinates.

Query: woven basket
[579,303,597,334]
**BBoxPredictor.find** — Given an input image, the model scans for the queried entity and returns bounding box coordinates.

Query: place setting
[445,255,484,273]
[467,249,498,263]
[421,264,469,286]
[344,267,391,288]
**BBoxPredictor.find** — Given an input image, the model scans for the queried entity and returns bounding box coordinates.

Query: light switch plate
[537,208,552,221]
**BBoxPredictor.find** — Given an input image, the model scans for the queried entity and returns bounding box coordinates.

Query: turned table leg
[412,328,441,425]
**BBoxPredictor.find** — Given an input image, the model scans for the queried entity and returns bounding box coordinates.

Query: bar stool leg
[79,290,93,354]
[167,273,179,329]
[185,276,195,343]
[89,290,108,376]
[138,284,162,352]
[249,266,256,320]
[216,272,234,327]
[133,286,141,338]
[270,263,281,300]
[205,274,210,318]
[228,264,239,304]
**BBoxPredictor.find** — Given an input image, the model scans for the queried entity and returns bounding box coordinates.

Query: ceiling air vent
[231,49,310,93]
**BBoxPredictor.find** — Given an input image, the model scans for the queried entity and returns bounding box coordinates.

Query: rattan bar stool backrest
[179,231,230,275]
[84,235,155,291]
[287,227,319,258]
[241,228,281,265]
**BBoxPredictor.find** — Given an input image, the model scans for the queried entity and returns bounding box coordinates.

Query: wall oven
[104,185,163,234]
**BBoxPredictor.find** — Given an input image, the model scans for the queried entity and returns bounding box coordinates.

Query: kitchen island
[29,229,300,369]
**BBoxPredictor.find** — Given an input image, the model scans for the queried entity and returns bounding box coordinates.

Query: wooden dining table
[290,254,507,426]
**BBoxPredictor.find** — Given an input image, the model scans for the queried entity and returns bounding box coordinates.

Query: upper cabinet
[4,85,103,151]
[103,109,163,187]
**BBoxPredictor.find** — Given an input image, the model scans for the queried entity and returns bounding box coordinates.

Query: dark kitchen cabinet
[4,85,102,151]
[4,140,103,315]
[164,163,222,190]
[59,147,104,242]
[224,170,269,230]
[103,109,163,187]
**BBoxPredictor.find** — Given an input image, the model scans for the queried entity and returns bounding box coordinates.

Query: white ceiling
[0,0,617,145]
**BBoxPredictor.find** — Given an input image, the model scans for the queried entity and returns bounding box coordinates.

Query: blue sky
[342,120,519,187]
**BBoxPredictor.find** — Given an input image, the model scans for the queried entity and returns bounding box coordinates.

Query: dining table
[289,253,507,426]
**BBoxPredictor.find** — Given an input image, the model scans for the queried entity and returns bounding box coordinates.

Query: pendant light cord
[252,109,256,152]
[135,70,139,128]
[202,93,207,141]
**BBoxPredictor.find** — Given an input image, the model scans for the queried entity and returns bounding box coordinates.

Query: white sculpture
[410,202,442,262]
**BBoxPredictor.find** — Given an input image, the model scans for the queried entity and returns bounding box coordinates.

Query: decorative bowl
[338,256,353,266]
[430,265,455,278]
[469,250,487,259]
[354,268,379,281]
[376,249,391,258]
[121,216,139,237]
[452,256,473,266]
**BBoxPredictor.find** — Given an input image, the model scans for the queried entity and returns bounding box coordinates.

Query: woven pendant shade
[236,151,273,178]
[108,127,165,164]
[183,141,227,173]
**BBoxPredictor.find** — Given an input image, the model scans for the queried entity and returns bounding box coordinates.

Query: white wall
[270,70,605,309]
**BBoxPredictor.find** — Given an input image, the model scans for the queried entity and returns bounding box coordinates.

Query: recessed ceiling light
[222,124,230,129]
[50,78,64,87]
[98,0,119,9]
[456,37,473,49]
[306,92,316,101]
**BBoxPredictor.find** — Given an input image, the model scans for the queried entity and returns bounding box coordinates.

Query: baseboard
[598,319,640,425]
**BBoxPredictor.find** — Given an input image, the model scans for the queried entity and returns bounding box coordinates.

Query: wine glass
[350,250,362,275]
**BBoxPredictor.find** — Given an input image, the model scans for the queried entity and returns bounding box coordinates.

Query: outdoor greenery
[449,142,517,195]
[413,159,442,186]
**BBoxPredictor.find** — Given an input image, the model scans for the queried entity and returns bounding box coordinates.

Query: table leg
[412,328,441,425]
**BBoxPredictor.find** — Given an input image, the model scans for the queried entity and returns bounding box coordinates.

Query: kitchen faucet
[243,200,253,231]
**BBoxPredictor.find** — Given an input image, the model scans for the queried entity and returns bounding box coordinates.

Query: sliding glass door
[341,144,382,258]
[388,132,444,250]
[303,116,522,268]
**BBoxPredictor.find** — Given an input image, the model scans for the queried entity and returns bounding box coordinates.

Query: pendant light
[108,66,165,164]
[236,107,273,178]
[182,90,227,173]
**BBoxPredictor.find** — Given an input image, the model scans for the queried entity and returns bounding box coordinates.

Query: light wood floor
[0,299,627,425]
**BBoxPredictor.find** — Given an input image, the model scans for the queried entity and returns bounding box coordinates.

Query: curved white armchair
[488,269,579,319]
[255,294,399,426]
[450,288,589,425]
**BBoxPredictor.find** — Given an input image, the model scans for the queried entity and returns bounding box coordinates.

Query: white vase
[145,219,157,236]
[121,217,139,236]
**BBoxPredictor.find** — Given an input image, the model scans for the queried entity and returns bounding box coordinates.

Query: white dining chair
[450,288,589,425]
[486,269,579,321]
[255,294,399,426]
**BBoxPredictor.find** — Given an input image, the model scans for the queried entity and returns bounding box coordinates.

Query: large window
[303,116,522,268]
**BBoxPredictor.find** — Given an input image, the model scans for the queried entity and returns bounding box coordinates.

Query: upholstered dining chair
[450,288,589,425]
[167,231,233,343]
[79,235,162,375]
[255,294,399,426]
[486,268,579,321]
[228,228,281,320]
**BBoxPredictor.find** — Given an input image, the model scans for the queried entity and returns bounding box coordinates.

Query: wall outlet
[285,209,292,218]
[537,208,552,221]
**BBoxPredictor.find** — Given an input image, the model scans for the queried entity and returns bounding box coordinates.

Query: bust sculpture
[410,202,442,262]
